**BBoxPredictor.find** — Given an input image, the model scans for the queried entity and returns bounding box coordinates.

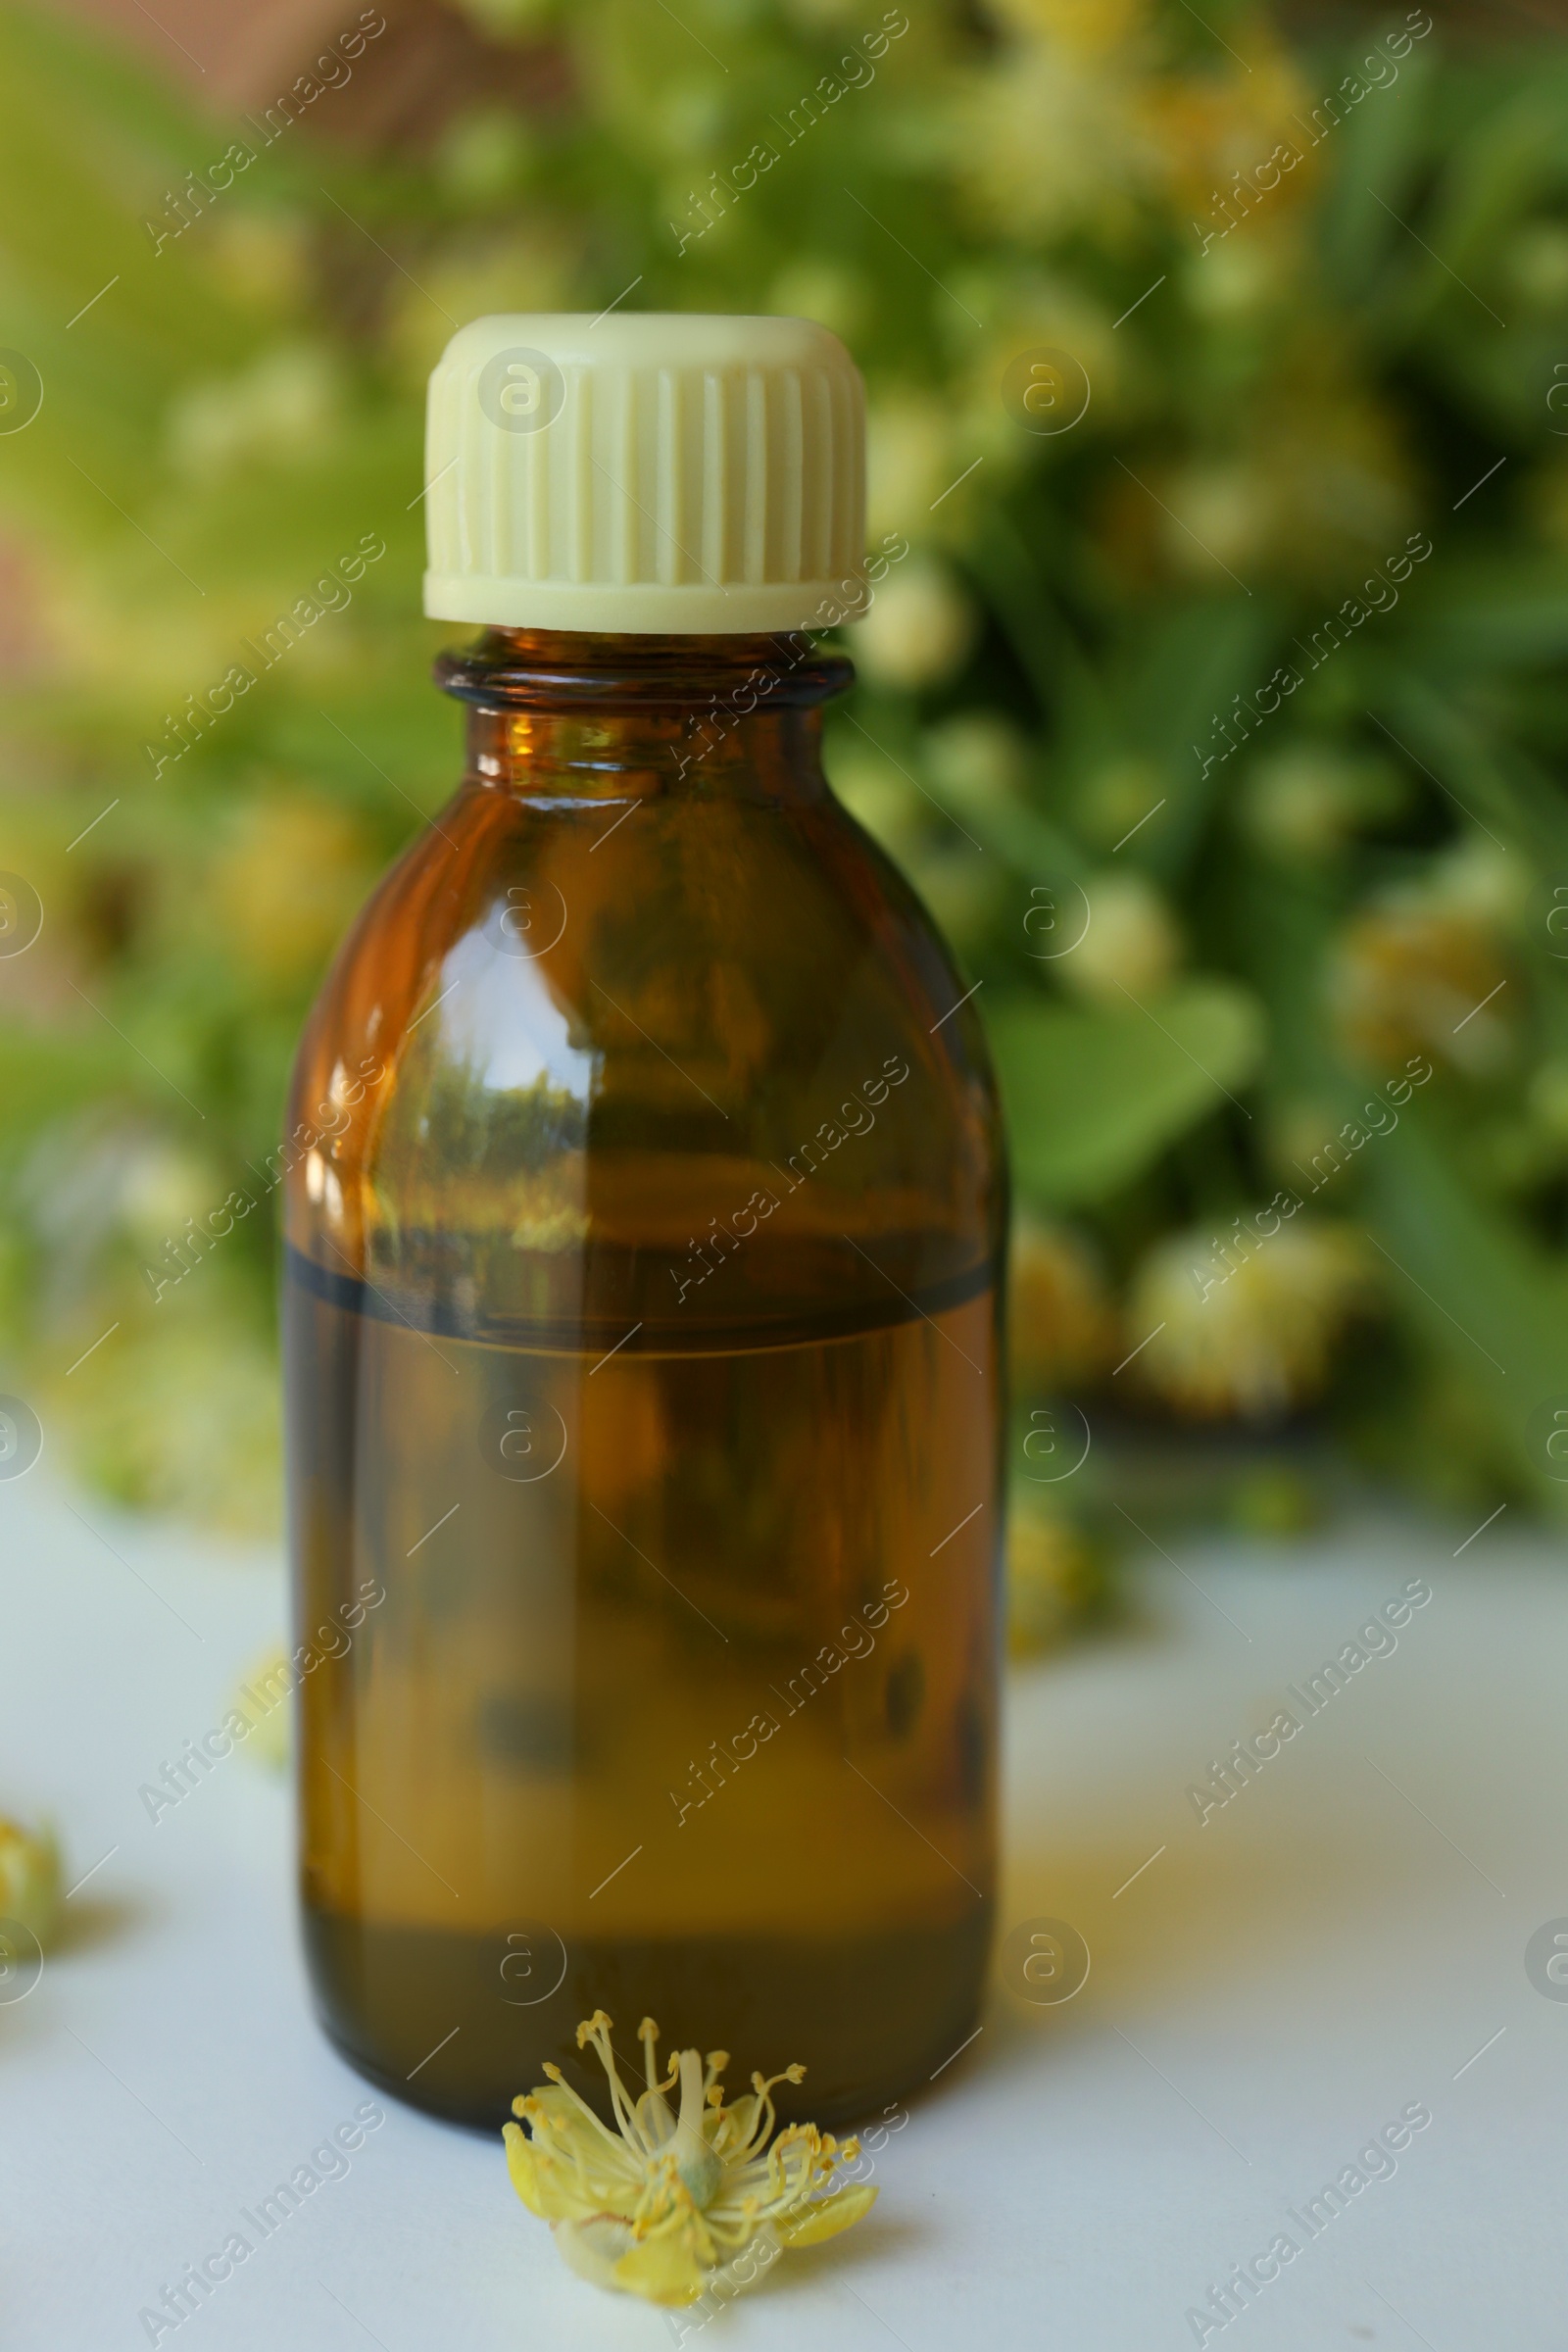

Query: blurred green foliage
[2,0,1568,1531]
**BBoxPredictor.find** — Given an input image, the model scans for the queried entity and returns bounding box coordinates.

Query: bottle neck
[436,627,853,797]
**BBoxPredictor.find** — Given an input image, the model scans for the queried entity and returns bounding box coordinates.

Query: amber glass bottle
[282,316,1006,2131]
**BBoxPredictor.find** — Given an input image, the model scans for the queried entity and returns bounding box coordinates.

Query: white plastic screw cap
[422,311,867,636]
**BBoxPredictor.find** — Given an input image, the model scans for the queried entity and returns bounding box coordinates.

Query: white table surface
[3,1469,1562,2351]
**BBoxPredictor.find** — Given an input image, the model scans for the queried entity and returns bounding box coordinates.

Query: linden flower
[855,560,977,692]
[1008,1214,1117,1394]
[504,2011,877,2306]
[959,34,1158,243]
[234,1648,291,1772]
[1008,1510,1104,1657]
[1330,904,1511,1080]
[1057,871,1181,1004]
[1128,1221,1368,1421]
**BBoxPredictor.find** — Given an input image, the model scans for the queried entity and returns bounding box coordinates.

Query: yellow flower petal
[779,2182,879,2246]
[502,2120,548,2218]
[612,2220,710,2306]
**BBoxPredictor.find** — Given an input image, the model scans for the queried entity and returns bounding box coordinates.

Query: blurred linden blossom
[1144,43,1312,218]
[1130,1222,1369,1421]
[1331,898,1513,1080]
[1161,462,1264,577]
[866,394,959,537]
[855,560,978,691]
[209,798,375,992]
[826,743,926,862]
[1007,1511,1102,1657]
[66,1319,280,1534]
[959,43,1157,243]
[167,346,344,483]
[654,81,730,164]
[1508,220,1568,308]
[437,109,537,203]
[236,1649,292,1771]
[385,230,580,381]
[1055,871,1181,1004]
[1529,1061,1568,1145]
[1008,1213,1117,1394]
[17,1117,213,1264]
[1182,232,1281,319]
[766,261,868,344]
[1243,746,1406,864]
[990,0,1148,50]
[1268,1101,1348,1187]
[1423,837,1527,930]
[967,284,1122,470]
[115,1141,225,1253]
[923,711,1029,816]
[199,213,314,314]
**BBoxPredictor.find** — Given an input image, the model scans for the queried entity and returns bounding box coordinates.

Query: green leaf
[986,979,1264,1206]
[1093,599,1279,887]
[1363,1109,1568,1506]
[1316,36,1435,302]
[1397,554,1568,669]
[1372,670,1568,876]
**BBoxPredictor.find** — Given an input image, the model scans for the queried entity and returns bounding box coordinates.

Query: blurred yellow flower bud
[1509,221,1568,311]
[235,1648,292,1772]
[1128,1220,1368,1421]
[1424,839,1525,930]
[1330,904,1512,1079]
[1243,746,1404,863]
[1007,1510,1104,1656]
[1160,462,1263,578]
[828,740,927,864]
[923,712,1029,818]
[1182,231,1279,318]
[855,560,978,692]
[0,1816,61,1950]
[767,261,868,343]
[1009,1214,1116,1393]
[168,346,343,483]
[867,397,959,536]
[959,44,1155,242]
[1529,1059,1568,1145]
[210,797,374,991]
[1056,871,1181,1003]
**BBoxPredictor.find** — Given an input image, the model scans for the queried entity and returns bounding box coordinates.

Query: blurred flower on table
[1007,1506,1107,1656]
[0,1816,61,1951]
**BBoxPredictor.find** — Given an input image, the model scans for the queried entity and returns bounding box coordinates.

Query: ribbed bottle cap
[422,312,866,636]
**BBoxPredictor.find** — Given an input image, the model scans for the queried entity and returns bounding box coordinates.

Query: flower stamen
[502,2010,879,2306]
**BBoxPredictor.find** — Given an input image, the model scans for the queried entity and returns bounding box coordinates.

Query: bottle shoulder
[285,775,1004,1348]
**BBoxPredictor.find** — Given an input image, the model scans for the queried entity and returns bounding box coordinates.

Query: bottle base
[303,1902,993,2134]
